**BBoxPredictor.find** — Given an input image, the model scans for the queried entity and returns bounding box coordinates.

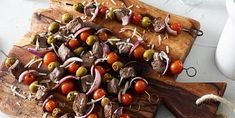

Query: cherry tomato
[60,80,75,95]
[107,52,118,64]
[133,45,145,59]
[43,52,58,65]
[93,89,106,100]
[99,6,108,16]
[98,32,108,42]
[68,63,79,74]
[170,60,184,75]
[87,113,99,118]
[121,93,133,106]
[68,39,80,50]
[23,73,36,85]
[131,12,142,25]
[170,23,182,34]
[80,30,91,42]
[95,66,106,76]
[134,80,147,94]
[120,114,131,118]
[45,99,57,112]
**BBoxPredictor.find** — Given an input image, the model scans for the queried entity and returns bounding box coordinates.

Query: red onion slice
[52,75,80,90]
[87,95,105,105]
[75,103,95,118]
[86,69,101,95]
[113,107,123,118]
[95,28,112,35]
[129,77,148,89]
[90,4,99,21]
[118,89,124,103]
[122,9,132,26]
[42,95,54,112]
[90,64,95,77]
[18,70,39,83]
[73,27,91,38]
[27,47,53,58]
[159,51,170,75]
[128,40,142,57]
[60,57,83,68]
[165,15,177,36]
[103,43,110,58]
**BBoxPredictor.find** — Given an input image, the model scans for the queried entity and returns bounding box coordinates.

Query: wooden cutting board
[0,0,226,118]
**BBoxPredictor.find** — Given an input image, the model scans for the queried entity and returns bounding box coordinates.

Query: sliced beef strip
[49,67,64,83]
[59,113,74,118]
[66,17,83,33]
[73,93,88,116]
[83,22,101,31]
[58,44,74,61]
[81,51,95,67]
[35,86,50,101]
[153,17,166,33]
[107,78,119,94]
[37,36,48,48]
[92,41,103,59]
[84,2,97,16]
[119,67,136,79]
[114,8,131,22]
[104,102,119,118]
[117,43,132,54]
[81,75,94,92]
[151,52,166,74]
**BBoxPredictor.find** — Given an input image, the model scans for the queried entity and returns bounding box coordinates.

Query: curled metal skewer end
[65,3,73,6]
[184,67,197,77]
[183,28,203,37]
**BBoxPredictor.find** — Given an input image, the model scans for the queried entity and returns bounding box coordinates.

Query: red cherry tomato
[43,52,58,65]
[107,52,118,64]
[170,23,182,34]
[170,60,184,75]
[98,32,108,42]
[80,30,91,42]
[87,113,99,118]
[134,80,147,94]
[60,80,75,95]
[95,66,106,76]
[133,45,145,59]
[45,99,57,112]
[99,6,108,16]
[93,89,106,100]
[120,114,131,118]
[131,12,142,25]
[23,73,36,85]
[68,39,80,50]
[121,93,133,106]
[68,63,79,74]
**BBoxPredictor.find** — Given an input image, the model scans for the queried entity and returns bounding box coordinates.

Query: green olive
[141,17,152,27]
[5,57,16,68]
[48,61,60,72]
[30,33,38,45]
[76,66,88,77]
[101,97,110,107]
[143,49,154,61]
[107,8,115,20]
[112,61,123,71]
[29,81,39,93]
[73,3,84,13]
[86,35,96,46]
[52,108,64,118]
[48,22,60,34]
[62,13,73,23]
[102,73,113,83]
[67,91,78,102]
[47,35,56,45]
[73,47,84,56]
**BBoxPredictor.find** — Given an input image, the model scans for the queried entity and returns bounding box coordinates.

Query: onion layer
[18,70,39,83]
[129,77,148,89]
[27,47,53,58]
[73,27,91,38]
[60,57,83,68]
[86,69,101,95]
[52,75,80,90]
[165,15,177,36]
[42,95,54,112]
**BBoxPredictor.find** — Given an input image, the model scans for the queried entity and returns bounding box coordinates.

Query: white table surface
[0,0,234,118]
